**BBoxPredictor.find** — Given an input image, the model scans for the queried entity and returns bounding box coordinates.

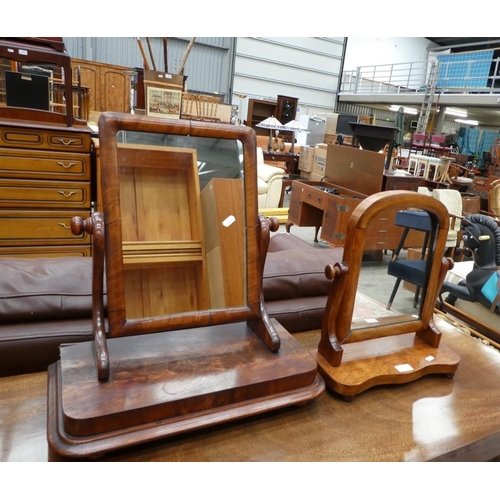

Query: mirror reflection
[352,206,441,332]
[112,130,246,320]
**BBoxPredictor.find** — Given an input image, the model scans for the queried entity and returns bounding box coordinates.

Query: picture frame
[146,85,182,119]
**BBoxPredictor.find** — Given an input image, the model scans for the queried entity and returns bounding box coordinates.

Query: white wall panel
[233,37,346,119]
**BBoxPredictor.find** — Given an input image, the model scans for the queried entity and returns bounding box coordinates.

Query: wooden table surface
[1,314,500,462]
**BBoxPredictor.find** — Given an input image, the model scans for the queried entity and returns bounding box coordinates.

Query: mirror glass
[113,129,247,321]
[352,206,440,332]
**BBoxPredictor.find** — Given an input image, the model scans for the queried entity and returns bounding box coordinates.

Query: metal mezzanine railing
[340,56,500,96]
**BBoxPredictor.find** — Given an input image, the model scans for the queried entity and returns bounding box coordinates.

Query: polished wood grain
[48,114,318,456]
[47,320,323,458]
[2,315,500,462]
[317,191,458,397]
[0,113,93,257]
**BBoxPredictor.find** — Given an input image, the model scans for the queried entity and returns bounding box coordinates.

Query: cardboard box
[325,114,339,135]
[312,147,327,176]
[323,144,385,195]
[298,145,314,173]
[299,170,326,182]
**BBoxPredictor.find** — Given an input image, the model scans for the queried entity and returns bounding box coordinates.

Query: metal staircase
[415,60,439,135]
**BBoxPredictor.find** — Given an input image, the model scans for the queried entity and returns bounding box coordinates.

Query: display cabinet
[246,98,277,134]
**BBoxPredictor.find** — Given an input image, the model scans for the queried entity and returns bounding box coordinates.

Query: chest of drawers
[0,120,93,257]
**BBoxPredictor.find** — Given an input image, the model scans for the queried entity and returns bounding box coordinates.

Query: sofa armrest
[257,163,285,183]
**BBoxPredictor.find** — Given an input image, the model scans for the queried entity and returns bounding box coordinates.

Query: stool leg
[413,286,420,308]
[387,278,402,310]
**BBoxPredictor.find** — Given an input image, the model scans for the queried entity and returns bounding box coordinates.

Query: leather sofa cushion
[263,248,343,301]
[268,232,317,253]
[0,257,106,324]
[266,296,327,334]
[0,318,95,376]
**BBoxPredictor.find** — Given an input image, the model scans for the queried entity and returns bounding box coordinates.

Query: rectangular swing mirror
[98,114,261,338]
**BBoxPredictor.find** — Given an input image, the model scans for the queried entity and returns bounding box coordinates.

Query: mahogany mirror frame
[318,190,454,367]
[98,112,265,339]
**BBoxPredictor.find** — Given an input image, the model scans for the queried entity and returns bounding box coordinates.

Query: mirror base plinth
[47,320,325,459]
[315,332,460,400]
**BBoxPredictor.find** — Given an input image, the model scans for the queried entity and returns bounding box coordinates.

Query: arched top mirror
[317,191,460,399]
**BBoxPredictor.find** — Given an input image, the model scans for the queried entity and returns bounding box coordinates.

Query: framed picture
[146,85,182,119]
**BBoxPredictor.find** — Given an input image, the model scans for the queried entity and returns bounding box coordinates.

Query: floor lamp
[256,116,283,151]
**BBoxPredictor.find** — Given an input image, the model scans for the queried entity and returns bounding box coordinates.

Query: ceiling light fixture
[445,107,468,118]
[389,105,418,115]
[455,118,479,126]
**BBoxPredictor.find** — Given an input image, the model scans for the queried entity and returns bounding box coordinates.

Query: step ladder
[415,60,439,135]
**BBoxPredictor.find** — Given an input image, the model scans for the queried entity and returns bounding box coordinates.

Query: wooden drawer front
[364,212,395,248]
[0,126,91,152]
[0,179,91,208]
[0,211,91,246]
[47,132,91,151]
[301,183,326,210]
[0,148,91,180]
[0,245,91,258]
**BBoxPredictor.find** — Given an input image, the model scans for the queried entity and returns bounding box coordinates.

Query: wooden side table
[263,151,299,176]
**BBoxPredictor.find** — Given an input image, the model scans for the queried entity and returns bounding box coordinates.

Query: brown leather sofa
[263,232,343,333]
[0,233,339,377]
[0,257,105,377]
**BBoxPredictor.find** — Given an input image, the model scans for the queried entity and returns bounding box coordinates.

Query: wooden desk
[1,314,500,462]
[263,151,299,176]
[286,180,424,249]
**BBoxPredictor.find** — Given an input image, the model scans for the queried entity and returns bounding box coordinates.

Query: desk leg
[314,226,320,243]
[285,221,294,233]
[279,179,293,208]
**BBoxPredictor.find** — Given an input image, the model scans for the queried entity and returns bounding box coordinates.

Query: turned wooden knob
[71,216,93,236]
[268,216,280,232]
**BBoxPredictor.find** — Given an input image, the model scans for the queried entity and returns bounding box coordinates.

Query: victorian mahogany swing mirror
[47,112,323,458]
[317,191,460,400]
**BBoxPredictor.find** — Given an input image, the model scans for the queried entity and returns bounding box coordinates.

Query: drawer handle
[57,190,77,197]
[58,223,71,229]
[56,138,77,146]
[56,161,77,169]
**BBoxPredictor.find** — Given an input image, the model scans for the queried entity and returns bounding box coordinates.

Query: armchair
[449,163,475,191]
[256,147,285,209]
[432,188,463,258]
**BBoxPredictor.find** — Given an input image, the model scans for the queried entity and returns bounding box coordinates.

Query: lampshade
[256,116,283,152]
[281,119,308,154]
[282,119,308,132]
[256,116,283,130]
